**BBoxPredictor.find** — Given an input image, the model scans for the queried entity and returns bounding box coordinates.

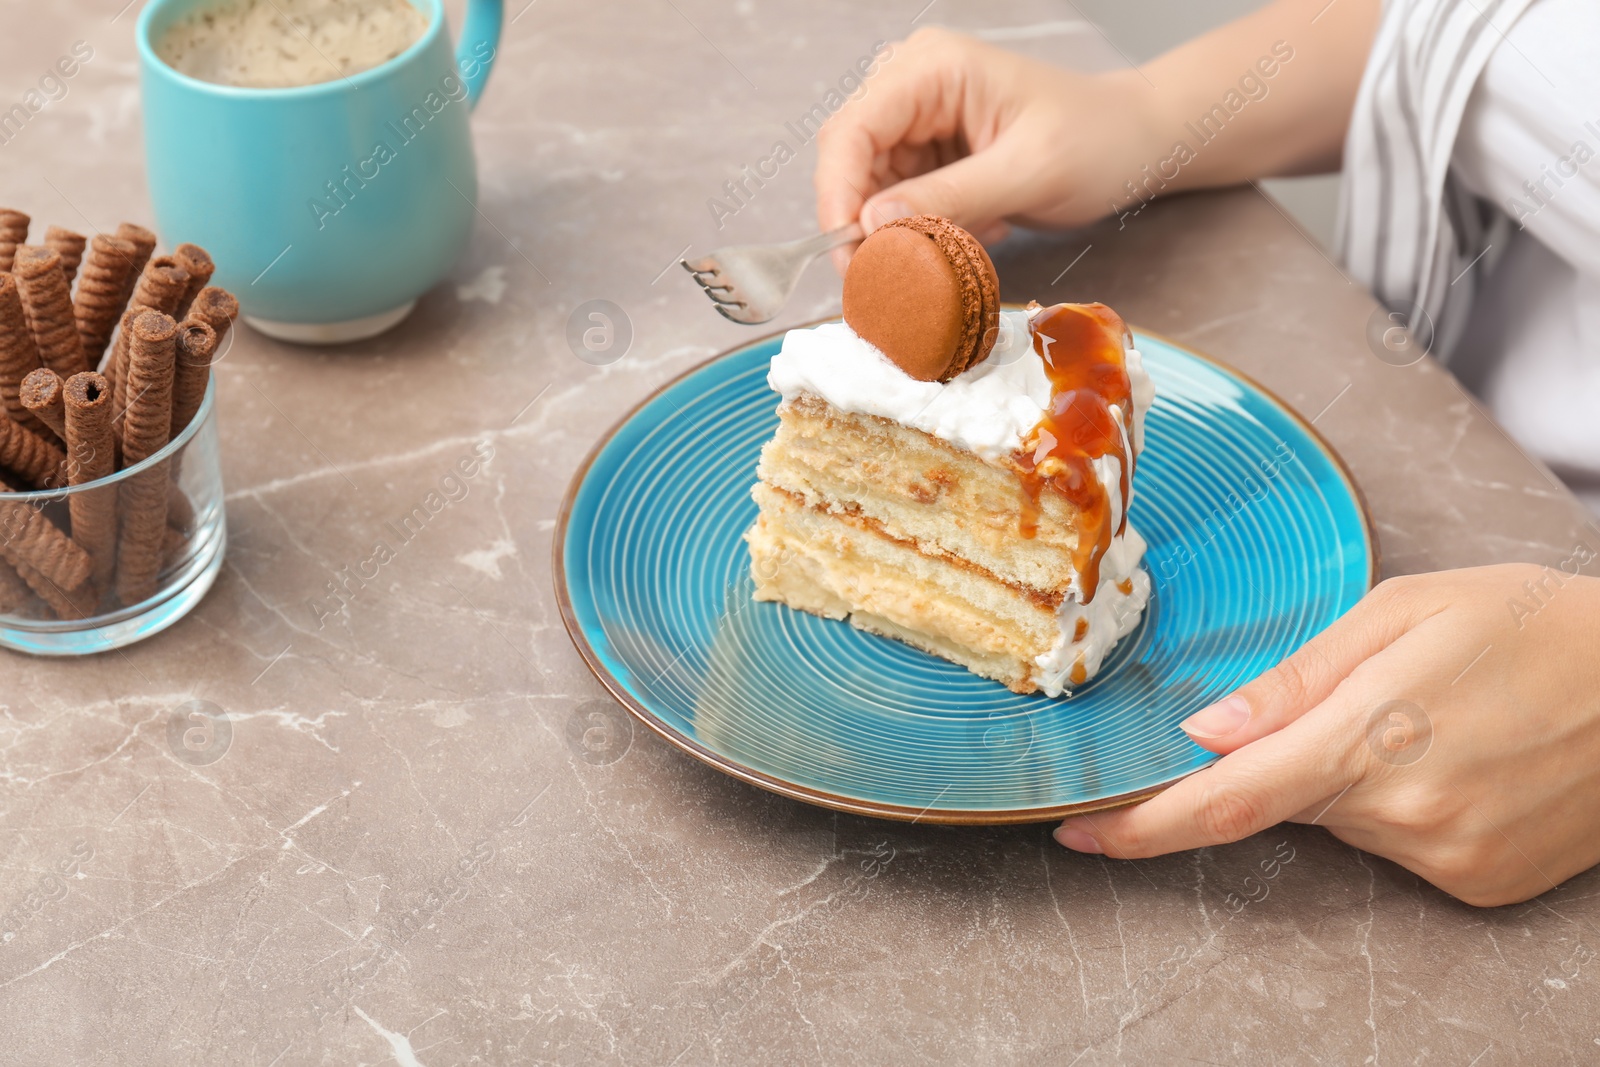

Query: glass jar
[0,377,225,654]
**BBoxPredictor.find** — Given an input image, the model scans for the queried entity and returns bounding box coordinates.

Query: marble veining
[0,1,1596,1064]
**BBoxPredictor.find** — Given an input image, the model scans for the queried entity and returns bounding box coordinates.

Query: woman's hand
[814,27,1164,261]
[1055,564,1600,907]
[814,1,1380,270]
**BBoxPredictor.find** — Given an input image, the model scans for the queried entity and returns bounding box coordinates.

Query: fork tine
[690,275,738,297]
[684,224,857,325]
[715,303,760,324]
[700,286,746,308]
[690,272,729,291]
[690,275,742,303]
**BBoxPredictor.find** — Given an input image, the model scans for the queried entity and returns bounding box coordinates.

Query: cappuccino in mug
[156,0,428,88]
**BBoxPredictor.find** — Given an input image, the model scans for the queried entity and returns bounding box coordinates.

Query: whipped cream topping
[768,307,1156,694]
[769,308,1153,465]
[770,310,1049,462]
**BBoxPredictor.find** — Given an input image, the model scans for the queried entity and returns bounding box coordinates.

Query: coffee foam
[157,0,429,89]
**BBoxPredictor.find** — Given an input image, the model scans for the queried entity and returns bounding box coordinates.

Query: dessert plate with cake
[556,217,1376,823]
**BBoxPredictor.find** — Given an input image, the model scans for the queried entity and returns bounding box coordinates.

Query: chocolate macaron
[841,215,1001,382]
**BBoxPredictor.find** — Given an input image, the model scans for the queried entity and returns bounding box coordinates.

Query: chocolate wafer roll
[0,411,67,489]
[130,256,189,319]
[114,311,177,605]
[0,274,48,434]
[74,234,139,364]
[0,499,92,591]
[63,371,117,592]
[0,209,28,273]
[172,244,214,318]
[119,312,176,466]
[44,227,87,289]
[14,247,88,379]
[161,524,187,570]
[185,287,238,355]
[167,482,195,532]
[170,319,215,440]
[165,289,237,472]
[163,320,217,495]
[19,368,65,443]
[0,557,32,613]
[6,555,95,620]
[112,260,187,433]
[103,225,158,390]
[104,267,180,454]
[109,302,152,435]
[113,223,156,302]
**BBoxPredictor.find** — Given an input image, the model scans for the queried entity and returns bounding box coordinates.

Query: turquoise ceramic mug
[137,0,503,343]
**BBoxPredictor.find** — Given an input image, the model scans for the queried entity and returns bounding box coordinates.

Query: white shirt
[1336,0,1535,361]
[1449,0,1600,513]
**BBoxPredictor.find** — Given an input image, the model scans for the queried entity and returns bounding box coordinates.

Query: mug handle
[456,0,503,109]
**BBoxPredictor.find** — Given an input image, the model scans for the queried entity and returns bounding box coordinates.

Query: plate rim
[552,317,1381,825]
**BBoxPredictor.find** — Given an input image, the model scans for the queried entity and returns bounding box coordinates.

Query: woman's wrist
[1049,69,1182,223]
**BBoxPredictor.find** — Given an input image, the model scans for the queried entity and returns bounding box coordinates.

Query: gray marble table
[2,1,1597,1064]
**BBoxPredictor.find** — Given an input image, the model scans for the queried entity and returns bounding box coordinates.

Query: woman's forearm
[1130,0,1381,193]
[813,3,1382,243]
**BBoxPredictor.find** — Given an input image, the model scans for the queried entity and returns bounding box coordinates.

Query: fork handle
[788,222,865,259]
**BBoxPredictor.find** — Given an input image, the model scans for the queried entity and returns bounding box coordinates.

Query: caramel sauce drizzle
[1013,302,1136,603]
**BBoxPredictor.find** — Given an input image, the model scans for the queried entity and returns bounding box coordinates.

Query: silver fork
[681,223,864,324]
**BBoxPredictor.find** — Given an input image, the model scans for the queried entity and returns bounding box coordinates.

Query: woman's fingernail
[1054,826,1104,853]
[863,197,913,229]
[1180,696,1251,739]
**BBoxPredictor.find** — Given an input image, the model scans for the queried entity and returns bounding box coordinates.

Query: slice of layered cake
[745,216,1153,695]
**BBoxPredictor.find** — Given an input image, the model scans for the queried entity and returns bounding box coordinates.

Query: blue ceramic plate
[555,324,1377,824]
